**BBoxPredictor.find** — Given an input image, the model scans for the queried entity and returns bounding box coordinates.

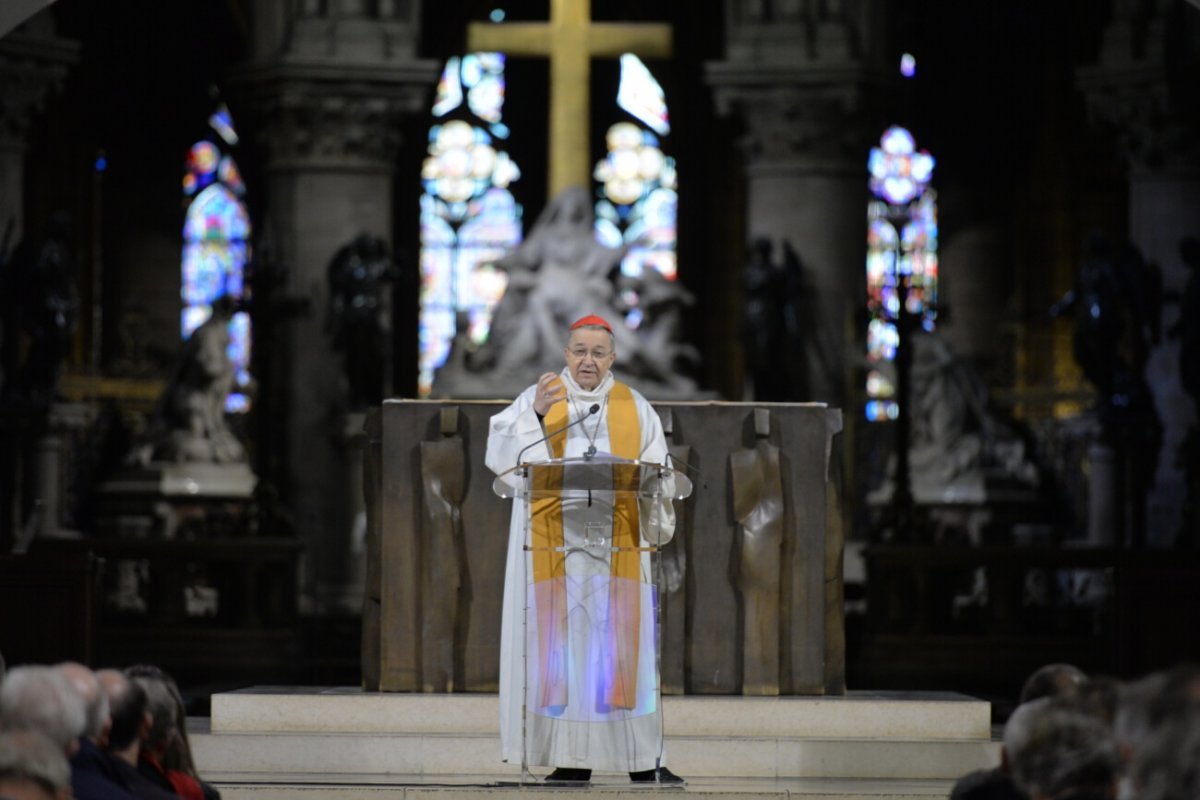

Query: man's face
[564,328,615,391]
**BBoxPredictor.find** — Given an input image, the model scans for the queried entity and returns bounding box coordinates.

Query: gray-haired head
[0,665,87,754]
[1010,708,1119,800]
[57,662,110,741]
[1020,663,1087,705]
[1115,670,1171,756]
[0,728,72,800]
[1129,711,1200,800]
[1002,697,1052,771]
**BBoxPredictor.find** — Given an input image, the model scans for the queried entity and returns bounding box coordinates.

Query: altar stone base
[190,689,998,800]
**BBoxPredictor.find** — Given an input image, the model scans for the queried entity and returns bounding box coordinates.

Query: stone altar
[363,399,844,696]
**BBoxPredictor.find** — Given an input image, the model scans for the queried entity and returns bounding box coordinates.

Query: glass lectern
[493,455,693,782]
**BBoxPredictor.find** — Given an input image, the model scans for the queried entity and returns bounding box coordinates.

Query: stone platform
[190,689,998,800]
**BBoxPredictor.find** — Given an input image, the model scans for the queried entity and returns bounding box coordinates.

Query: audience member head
[129,673,178,760]
[1010,708,1119,800]
[1129,710,1200,800]
[1115,666,1200,800]
[126,663,196,774]
[1114,670,1170,767]
[0,729,72,800]
[1002,697,1051,774]
[57,662,110,743]
[97,669,148,758]
[0,665,87,756]
[1075,677,1121,727]
[1020,663,1088,705]
[1145,663,1200,728]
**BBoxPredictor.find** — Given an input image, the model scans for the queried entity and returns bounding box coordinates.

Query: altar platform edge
[191,688,999,799]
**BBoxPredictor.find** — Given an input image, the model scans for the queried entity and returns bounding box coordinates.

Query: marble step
[190,725,998,782]
[208,776,961,800]
[192,688,998,785]
[210,688,992,741]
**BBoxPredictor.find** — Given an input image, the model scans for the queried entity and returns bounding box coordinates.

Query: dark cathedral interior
[2,0,1200,718]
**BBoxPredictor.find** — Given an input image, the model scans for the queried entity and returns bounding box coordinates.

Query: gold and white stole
[530,381,643,710]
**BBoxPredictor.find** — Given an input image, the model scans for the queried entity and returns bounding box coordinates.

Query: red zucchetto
[569,314,613,332]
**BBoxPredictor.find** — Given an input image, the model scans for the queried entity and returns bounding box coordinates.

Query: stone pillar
[1078,1,1200,546]
[240,1,436,612]
[939,225,1009,377]
[0,14,77,248]
[706,0,890,409]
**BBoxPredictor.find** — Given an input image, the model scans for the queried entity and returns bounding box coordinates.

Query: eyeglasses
[567,347,613,361]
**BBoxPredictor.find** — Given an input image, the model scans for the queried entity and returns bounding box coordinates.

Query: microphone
[516,403,601,467]
[666,451,701,475]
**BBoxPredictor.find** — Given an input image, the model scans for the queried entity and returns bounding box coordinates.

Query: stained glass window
[419,52,523,396]
[181,105,252,412]
[594,55,677,329]
[865,125,938,422]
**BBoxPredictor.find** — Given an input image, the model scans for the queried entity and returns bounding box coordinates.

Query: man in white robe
[485,314,682,784]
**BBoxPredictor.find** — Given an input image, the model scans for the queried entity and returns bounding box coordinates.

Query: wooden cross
[467,0,672,198]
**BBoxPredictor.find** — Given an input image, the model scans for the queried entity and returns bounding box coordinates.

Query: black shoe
[545,768,592,783]
[630,767,685,784]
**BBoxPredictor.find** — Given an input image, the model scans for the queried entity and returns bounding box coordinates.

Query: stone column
[1078,1,1200,546]
[940,225,1009,377]
[706,0,890,408]
[240,1,436,612]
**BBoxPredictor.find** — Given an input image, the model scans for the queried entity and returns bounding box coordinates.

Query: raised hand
[533,372,566,416]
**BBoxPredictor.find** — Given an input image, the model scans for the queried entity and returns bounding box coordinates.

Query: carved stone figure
[1051,233,1161,437]
[872,330,1039,508]
[1172,237,1200,547]
[742,239,787,400]
[132,296,246,465]
[781,241,837,403]
[418,406,467,692]
[913,331,1039,500]
[730,408,784,696]
[619,265,699,389]
[0,212,79,403]
[431,186,706,400]
[327,233,398,408]
[1050,233,1162,544]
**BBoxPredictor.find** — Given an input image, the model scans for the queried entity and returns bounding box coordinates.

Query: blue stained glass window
[181,107,252,412]
[419,53,523,396]
[865,126,938,422]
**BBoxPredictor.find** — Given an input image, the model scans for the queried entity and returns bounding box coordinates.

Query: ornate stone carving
[251,0,422,63]
[722,0,871,64]
[1077,2,1200,170]
[730,408,785,696]
[0,27,79,151]
[418,406,467,693]
[239,3,436,169]
[735,86,874,167]
[706,0,889,167]
[244,72,430,170]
